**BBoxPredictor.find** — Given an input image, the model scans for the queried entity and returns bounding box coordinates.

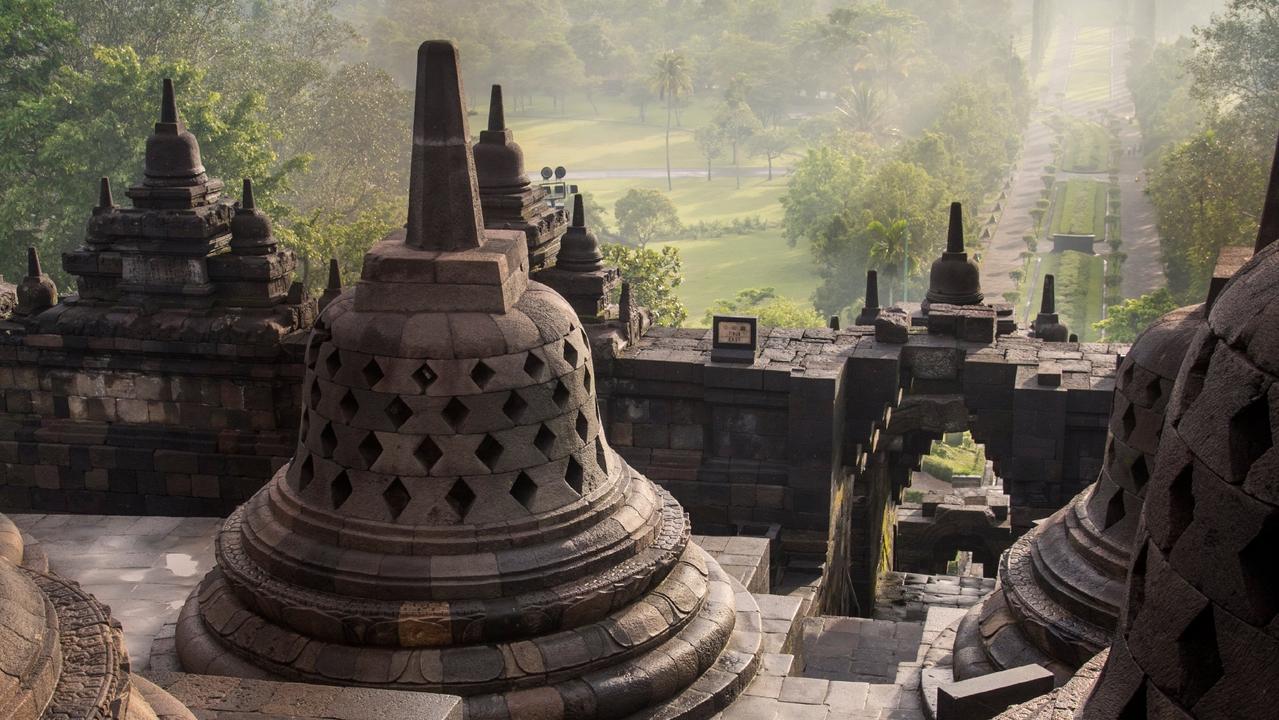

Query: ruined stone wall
[0,330,306,515]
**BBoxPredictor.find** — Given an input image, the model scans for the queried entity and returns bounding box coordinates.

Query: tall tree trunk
[665,99,673,191]
[733,141,741,190]
[767,154,773,181]
[707,156,712,181]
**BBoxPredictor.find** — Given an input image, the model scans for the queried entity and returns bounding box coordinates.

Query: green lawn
[488,95,819,326]
[656,228,816,326]
[1062,120,1111,173]
[1030,251,1106,341]
[1050,179,1107,237]
[582,175,789,226]
[1065,27,1112,103]
[570,175,814,326]
[486,93,808,173]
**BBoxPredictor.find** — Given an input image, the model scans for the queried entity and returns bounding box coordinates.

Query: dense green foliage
[1049,180,1107,237]
[0,0,407,289]
[614,189,682,249]
[778,2,1030,317]
[1093,288,1179,342]
[601,243,687,327]
[702,287,824,329]
[1130,0,1278,304]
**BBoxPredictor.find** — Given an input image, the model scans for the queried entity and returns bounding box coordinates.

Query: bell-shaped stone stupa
[175,40,761,720]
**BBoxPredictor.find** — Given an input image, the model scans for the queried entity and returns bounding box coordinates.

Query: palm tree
[651,50,693,191]
[836,83,890,138]
[867,218,911,305]
[855,31,920,86]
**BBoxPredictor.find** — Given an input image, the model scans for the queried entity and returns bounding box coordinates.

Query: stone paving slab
[874,571,997,623]
[694,534,770,593]
[10,513,221,670]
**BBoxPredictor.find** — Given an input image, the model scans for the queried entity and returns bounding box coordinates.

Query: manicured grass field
[581,176,789,226]
[1065,27,1112,103]
[490,95,820,326]
[1062,120,1111,173]
[655,228,816,326]
[508,116,704,172]
[1030,250,1106,341]
[1050,179,1107,237]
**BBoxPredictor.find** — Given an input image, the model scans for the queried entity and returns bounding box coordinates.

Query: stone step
[752,593,804,654]
[718,674,926,720]
[795,616,926,684]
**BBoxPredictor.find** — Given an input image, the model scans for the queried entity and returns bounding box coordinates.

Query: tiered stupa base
[955,483,1122,685]
[176,457,760,720]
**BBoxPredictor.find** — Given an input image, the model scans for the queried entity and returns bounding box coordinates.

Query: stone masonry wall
[0,329,307,515]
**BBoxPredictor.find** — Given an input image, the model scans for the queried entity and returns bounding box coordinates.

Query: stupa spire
[16,247,57,316]
[241,177,256,209]
[318,258,343,311]
[488,84,505,132]
[142,78,205,184]
[855,269,882,325]
[924,201,983,309]
[404,41,484,252]
[1041,274,1056,314]
[98,177,114,209]
[947,202,965,254]
[555,193,606,273]
[160,78,178,125]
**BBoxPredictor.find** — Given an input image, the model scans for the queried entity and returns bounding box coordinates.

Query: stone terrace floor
[14,513,992,720]
[9,515,777,672]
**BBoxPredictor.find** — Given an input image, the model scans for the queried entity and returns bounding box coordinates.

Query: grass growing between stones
[1030,251,1106,341]
[921,432,987,482]
[1050,180,1108,237]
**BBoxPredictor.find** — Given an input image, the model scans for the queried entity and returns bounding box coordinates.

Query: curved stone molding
[1080,242,1279,719]
[955,306,1206,685]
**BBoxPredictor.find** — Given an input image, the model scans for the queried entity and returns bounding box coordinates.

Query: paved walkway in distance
[1107,28,1164,297]
[982,22,1165,312]
[981,21,1074,302]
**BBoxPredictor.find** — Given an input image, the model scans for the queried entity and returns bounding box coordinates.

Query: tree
[601,243,687,327]
[614,188,682,248]
[836,83,891,138]
[1146,123,1269,302]
[1093,289,1179,342]
[714,93,762,189]
[866,219,911,305]
[780,145,866,247]
[694,125,726,181]
[703,288,824,328]
[746,127,794,181]
[651,50,693,191]
[0,46,297,283]
[1186,0,1279,140]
